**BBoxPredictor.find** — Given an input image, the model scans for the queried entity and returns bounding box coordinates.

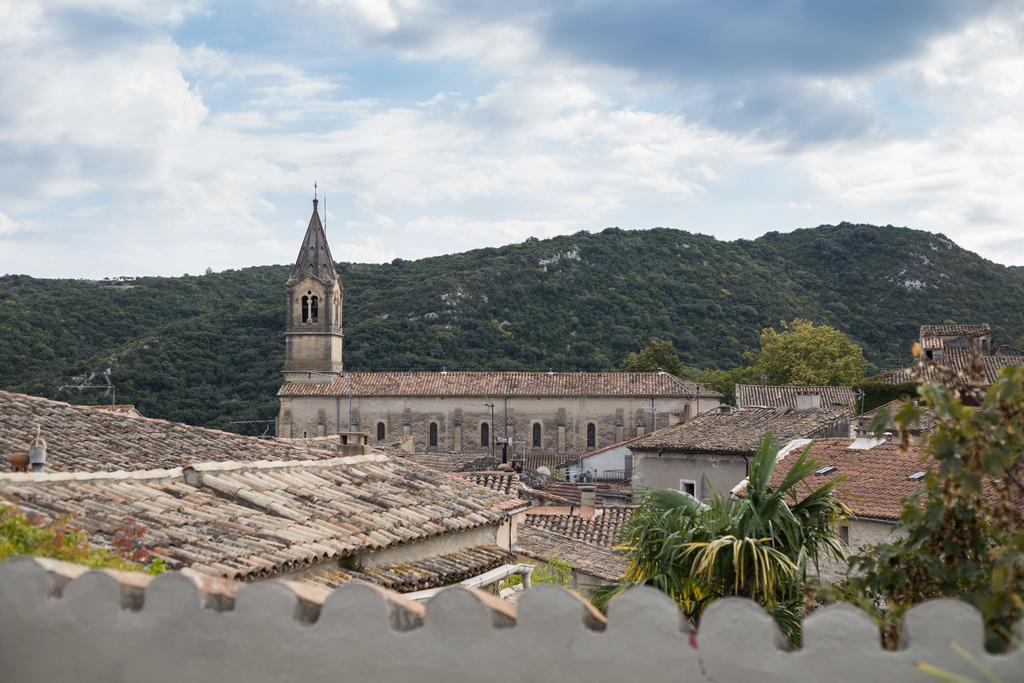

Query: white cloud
[0,211,16,235]
[2,0,1024,278]
[800,14,1024,261]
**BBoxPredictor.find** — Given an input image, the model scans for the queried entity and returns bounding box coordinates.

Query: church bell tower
[283,196,344,378]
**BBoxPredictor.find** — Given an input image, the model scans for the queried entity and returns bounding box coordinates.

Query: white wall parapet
[0,557,1021,682]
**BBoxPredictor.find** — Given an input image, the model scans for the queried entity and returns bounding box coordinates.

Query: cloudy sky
[1,0,1023,277]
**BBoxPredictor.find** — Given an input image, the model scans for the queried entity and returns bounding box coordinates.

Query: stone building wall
[279,395,722,454]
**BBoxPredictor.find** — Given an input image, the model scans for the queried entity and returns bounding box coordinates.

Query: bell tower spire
[283,194,344,377]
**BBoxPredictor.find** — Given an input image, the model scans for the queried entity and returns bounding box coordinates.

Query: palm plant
[592,434,848,642]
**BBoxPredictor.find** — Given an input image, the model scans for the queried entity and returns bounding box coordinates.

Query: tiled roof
[770,438,928,521]
[920,324,991,339]
[524,508,633,548]
[857,399,937,434]
[515,525,628,582]
[511,451,578,473]
[0,391,337,473]
[452,471,520,497]
[734,384,855,410]
[532,481,632,506]
[278,371,721,398]
[300,545,515,593]
[398,451,499,473]
[884,354,1024,385]
[90,404,145,417]
[629,406,850,455]
[0,454,519,581]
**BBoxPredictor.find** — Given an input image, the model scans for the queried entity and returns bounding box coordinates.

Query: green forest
[3,223,1023,433]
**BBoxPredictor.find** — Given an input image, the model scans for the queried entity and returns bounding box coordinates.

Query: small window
[815,465,838,476]
[335,300,340,327]
[908,471,926,481]
[376,422,386,441]
[679,479,696,497]
[301,295,309,322]
[839,524,850,546]
[532,423,542,448]
[310,295,319,323]
[428,422,438,448]
[480,422,490,447]
[586,422,596,449]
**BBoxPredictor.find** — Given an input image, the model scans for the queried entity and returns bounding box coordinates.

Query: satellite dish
[537,465,551,476]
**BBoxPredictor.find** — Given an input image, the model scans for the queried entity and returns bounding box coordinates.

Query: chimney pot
[8,451,29,472]
[28,434,47,472]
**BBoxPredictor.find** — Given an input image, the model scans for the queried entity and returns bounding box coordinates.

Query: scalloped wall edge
[1,557,1021,683]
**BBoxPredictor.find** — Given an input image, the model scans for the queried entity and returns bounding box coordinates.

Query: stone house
[886,323,1024,385]
[919,323,992,360]
[629,405,850,498]
[276,199,722,453]
[565,434,648,482]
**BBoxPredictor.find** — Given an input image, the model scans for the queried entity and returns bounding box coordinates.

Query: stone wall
[280,395,720,453]
[2,557,1021,683]
[631,449,748,497]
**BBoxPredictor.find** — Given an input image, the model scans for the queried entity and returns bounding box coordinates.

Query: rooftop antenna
[58,368,116,406]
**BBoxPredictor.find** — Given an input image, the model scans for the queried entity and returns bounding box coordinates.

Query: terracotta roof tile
[278,371,721,398]
[452,471,520,497]
[0,391,337,473]
[398,452,499,473]
[769,438,924,521]
[0,454,520,581]
[884,354,1024,385]
[523,508,633,548]
[629,406,850,454]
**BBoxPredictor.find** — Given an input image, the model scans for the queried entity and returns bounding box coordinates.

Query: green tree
[619,339,684,375]
[593,435,847,642]
[748,319,869,385]
[833,363,1024,651]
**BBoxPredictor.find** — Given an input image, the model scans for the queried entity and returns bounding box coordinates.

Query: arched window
[532,423,542,448]
[428,422,438,448]
[480,422,490,447]
[301,295,309,322]
[376,422,386,441]
[586,423,596,449]
[310,295,319,323]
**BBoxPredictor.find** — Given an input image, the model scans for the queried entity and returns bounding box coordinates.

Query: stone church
[276,199,722,454]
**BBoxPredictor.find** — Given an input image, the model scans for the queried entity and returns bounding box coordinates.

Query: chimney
[579,485,597,508]
[795,393,822,411]
[28,428,47,472]
[718,405,732,415]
